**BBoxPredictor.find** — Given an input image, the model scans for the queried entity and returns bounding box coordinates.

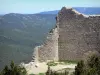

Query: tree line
[0,52,100,75]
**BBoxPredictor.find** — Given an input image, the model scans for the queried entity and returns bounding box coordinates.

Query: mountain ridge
[39,7,100,15]
[1,7,100,15]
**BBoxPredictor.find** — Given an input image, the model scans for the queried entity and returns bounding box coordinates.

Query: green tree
[0,61,27,75]
[75,53,100,75]
[46,66,51,75]
[75,60,85,75]
[87,54,100,75]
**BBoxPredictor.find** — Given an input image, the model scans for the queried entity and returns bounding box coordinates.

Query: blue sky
[0,0,100,14]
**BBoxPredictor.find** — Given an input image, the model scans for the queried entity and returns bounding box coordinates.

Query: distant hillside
[39,10,59,14]
[39,7,100,15]
[74,7,100,15]
[0,13,56,70]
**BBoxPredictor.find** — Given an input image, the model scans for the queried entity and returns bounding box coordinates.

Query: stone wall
[35,27,59,62]
[57,7,100,61]
[32,7,100,62]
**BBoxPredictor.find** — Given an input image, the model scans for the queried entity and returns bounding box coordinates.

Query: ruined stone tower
[34,7,100,62]
[57,7,100,61]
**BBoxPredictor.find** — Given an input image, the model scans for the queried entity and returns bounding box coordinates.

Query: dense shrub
[75,53,100,75]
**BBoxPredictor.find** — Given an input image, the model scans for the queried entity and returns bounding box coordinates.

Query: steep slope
[0,13,56,70]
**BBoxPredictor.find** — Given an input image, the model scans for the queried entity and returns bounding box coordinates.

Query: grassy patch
[59,60,78,64]
[38,73,45,75]
[57,68,73,72]
[47,61,58,66]
[29,73,45,75]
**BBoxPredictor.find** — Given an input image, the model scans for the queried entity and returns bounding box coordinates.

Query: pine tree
[75,60,84,75]
[46,66,51,75]
[87,54,100,75]
[0,61,27,75]
[75,53,100,75]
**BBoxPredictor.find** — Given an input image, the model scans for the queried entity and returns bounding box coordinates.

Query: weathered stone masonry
[33,27,59,62]
[58,7,100,61]
[33,7,100,62]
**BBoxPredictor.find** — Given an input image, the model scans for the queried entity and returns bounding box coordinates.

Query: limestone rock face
[57,7,100,61]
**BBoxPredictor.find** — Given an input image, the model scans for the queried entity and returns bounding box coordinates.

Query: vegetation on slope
[0,61,27,75]
[45,52,100,75]
[47,61,58,66]
[0,13,56,70]
[1,53,100,75]
[75,53,100,75]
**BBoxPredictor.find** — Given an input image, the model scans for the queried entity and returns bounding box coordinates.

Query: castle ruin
[33,7,100,62]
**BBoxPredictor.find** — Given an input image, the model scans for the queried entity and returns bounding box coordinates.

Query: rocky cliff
[33,7,100,62]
